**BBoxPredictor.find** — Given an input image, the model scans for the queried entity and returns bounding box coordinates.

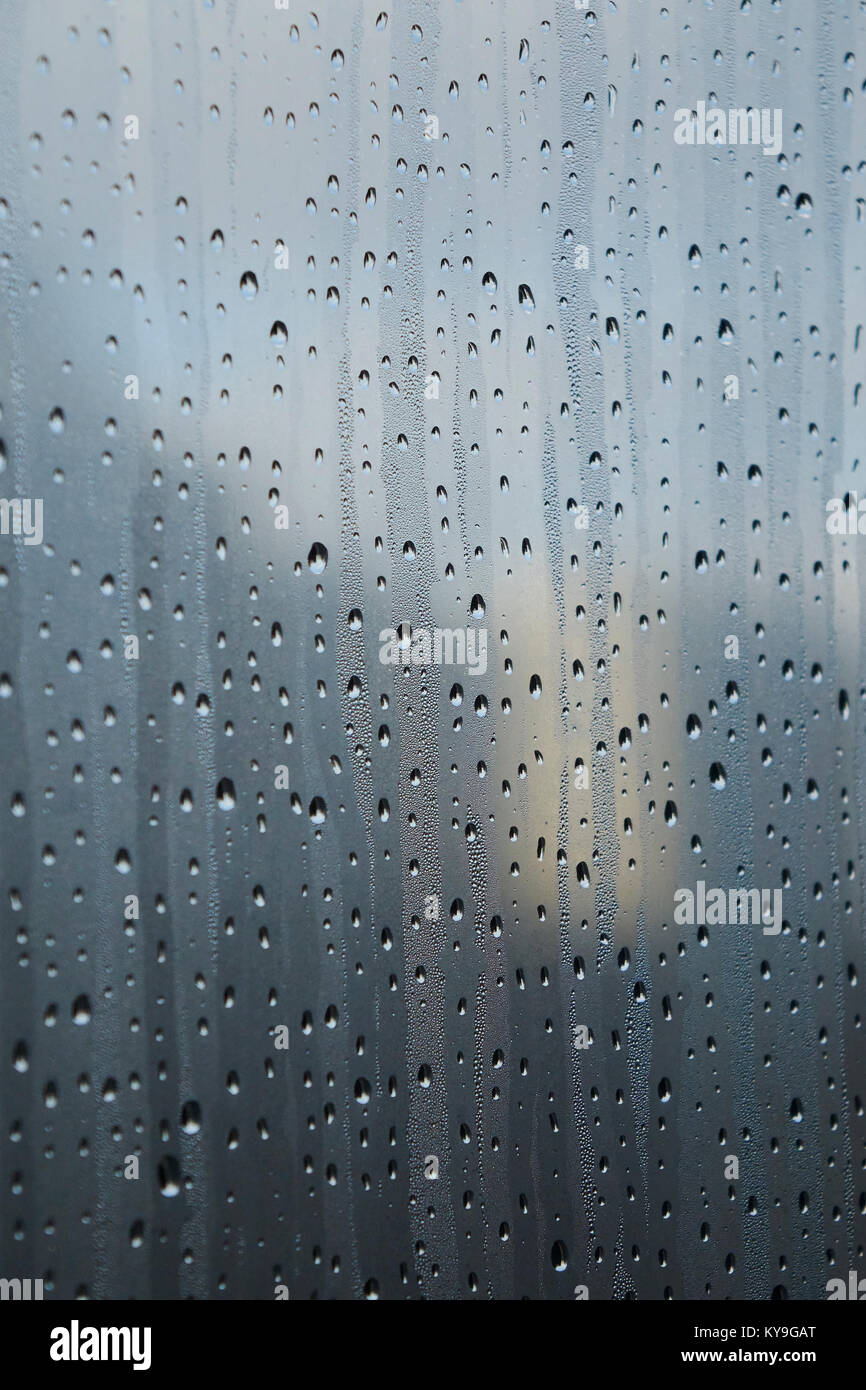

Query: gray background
[0,0,864,1299]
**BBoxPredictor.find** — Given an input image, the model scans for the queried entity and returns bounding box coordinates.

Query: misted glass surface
[0,0,864,1300]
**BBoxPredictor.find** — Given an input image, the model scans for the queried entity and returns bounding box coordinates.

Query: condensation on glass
[0,0,863,1300]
